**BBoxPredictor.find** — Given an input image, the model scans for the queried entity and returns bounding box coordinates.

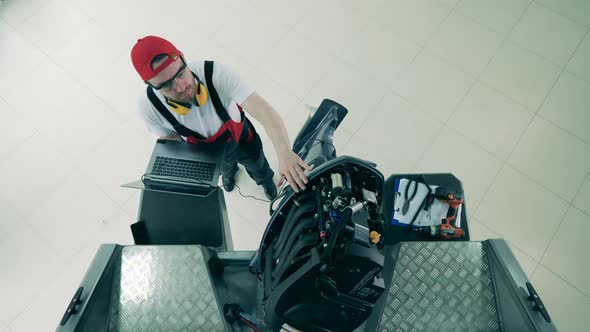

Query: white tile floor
[0,0,589,330]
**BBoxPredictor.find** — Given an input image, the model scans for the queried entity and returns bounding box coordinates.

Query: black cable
[296,124,337,158]
[269,187,291,214]
[305,138,336,155]
[234,183,270,203]
[140,173,273,202]
[295,122,325,153]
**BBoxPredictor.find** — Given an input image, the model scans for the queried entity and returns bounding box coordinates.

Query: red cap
[130,36,183,81]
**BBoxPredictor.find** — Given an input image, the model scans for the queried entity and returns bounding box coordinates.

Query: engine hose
[272,203,297,251]
[316,184,327,238]
[273,232,319,287]
[272,200,316,254]
[321,208,353,264]
[293,192,316,206]
[271,192,315,253]
[272,217,316,277]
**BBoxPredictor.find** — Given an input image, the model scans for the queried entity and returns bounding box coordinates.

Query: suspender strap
[146,61,242,139]
[146,86,206,139]
[204,61,231,122]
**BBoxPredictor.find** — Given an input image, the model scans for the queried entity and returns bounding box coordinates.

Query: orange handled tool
[435,187,464,239]
[419,187,465,239]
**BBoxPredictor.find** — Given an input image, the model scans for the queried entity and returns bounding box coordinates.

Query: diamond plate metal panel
[380,242,500,332]
[108,246,225,331]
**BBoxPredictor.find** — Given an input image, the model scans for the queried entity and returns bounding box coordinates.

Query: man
[130,35,310,200]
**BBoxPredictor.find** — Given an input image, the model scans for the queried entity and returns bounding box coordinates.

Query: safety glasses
[147,58,188,91]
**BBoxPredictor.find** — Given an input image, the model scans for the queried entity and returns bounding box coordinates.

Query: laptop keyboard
[152,157,216,182]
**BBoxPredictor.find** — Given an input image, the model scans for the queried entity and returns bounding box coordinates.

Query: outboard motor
[253,100,386,331]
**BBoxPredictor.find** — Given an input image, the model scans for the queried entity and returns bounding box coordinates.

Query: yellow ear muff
[165,99,191,116]
[195,81,208,106]
[164,78,208,115]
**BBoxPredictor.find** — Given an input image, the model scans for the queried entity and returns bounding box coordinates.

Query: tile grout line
[392,1,581,160]
[0,0,52,30]
[533,0,590,32]
[345,90,389,138]
[545,23,590,94]
[490,0,590,72]
[0,133,79,220]
[258,20,340,102]
[385,61,549,166]
[424,0,463,47]
[535,112,590,147]
[385,1,457,103]
[470,163,506,218]
[530,171,590,285]
[535,261,590,300]
[409,124,446,172]
[563,63,590,87]
[506,163,572,205]
[441,123,506,163]
[417,124,505,206]
[440,0,534,212]
[20,34,129,118]
[505,27,587,73]
[455,6,590,88]
[504,117,540,164]
[570,169,590,214]
[459,0,534,80]
[473,216,540,272]
[387,0,460,107]
[5,239,112,329]
[424,0,485,126]
[473,180,590,299]
[226,204,266,234]
[211,3,296,75]
[435,10,494,124]
[503,17,590,204]
[294,28,396,129]
[4,218,77,327]
[469,75,590,151]
[561,25,590,75]
[328,3,391,68]
[470,0,535,147]
[531,201,572,277]
[453,1,525,36]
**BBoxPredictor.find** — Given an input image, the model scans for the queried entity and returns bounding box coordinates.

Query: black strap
[146,86,205,139]
[146,61,242,140]
[204,60,231,122]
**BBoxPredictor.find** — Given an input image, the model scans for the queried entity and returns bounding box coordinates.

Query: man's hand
[242,92,311,192]
[276,149,311,192]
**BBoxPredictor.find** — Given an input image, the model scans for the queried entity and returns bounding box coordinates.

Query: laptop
[141,139,223,194]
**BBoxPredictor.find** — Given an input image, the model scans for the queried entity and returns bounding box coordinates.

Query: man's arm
[242,92,310,192]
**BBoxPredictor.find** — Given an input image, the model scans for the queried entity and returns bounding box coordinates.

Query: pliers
[402,180,417,215]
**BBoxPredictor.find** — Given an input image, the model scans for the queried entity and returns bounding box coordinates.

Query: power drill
[418,187,464,239]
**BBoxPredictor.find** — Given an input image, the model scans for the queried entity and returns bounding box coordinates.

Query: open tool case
[382,174,470,245]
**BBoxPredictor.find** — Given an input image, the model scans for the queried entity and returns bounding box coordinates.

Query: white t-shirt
[138,61,254,138]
